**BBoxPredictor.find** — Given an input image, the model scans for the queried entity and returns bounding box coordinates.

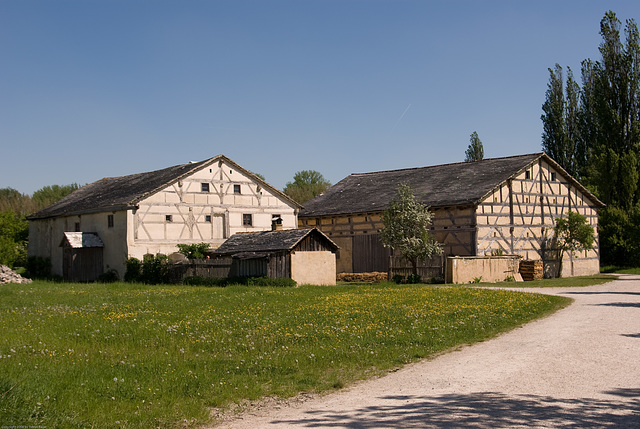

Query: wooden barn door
[352,234,390,273]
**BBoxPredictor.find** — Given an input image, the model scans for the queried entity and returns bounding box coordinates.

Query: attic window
[107,215,114,228]
[166,215,173,222]
[525,170,531,180]
[201,183,210,192]
[234,184,241,194]
[551,172,557,181]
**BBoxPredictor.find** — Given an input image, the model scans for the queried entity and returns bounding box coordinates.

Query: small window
[525,170,531,180]
[551,172,557,181]
[234,184,241,194]
[205,215,212,223]
[108,214,114,228]
[242,214,252,226]
[201,183,210,192]
[166,215,173,222]
[75,222,80,232]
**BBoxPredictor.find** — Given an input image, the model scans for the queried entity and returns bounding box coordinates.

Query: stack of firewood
[519,260,543,281]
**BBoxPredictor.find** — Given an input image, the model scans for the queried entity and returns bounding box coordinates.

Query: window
[551,172,557,181]
[242,214,252,226]
[74,222,80,232]
[166,215,173,222]
[234,184,241,194]
[108,214,114,228]
[525,170,531,180]
[201,183,210,192]
[205,215,212,223]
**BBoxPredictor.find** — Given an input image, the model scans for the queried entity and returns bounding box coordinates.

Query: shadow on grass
[271,390,640,428]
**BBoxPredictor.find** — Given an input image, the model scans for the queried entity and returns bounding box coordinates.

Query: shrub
[176,243,210,259]
[24,256,51,279]
[98,268,119,283]
[124,257,142,282]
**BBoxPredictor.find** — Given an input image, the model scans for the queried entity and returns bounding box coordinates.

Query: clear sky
[2,0,639,195]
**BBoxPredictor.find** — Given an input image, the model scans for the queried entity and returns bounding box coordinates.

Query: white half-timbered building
[28,155,301,281]
[299,153,604,278]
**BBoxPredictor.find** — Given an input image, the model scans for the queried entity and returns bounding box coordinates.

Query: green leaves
[380,184,442,274]
[554,210,595,254]
[283,170,331,204]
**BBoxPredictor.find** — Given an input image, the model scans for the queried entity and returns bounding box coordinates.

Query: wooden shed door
[352,234,390,273]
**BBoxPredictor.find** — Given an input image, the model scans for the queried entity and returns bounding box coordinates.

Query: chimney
[271,216,283,231]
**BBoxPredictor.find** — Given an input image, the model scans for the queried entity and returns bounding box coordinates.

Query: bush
[98,268,120,283]
[176,243,210,259]
[124,254,171,284]
[124,257,142,282]
[24,256,51,279]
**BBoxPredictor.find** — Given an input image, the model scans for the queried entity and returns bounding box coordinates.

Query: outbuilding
[213,228,339,285]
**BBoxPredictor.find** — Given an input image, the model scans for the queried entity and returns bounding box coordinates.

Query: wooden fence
[388,254,446,282]
[167,258,233,283]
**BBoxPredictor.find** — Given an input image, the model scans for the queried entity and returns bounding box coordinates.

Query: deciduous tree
[380,184,442,277]
[283,170,331,204]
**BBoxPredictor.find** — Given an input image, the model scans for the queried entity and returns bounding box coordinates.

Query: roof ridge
[349,152,543,177]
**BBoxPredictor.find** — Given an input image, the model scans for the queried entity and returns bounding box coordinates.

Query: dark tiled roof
[299,153,603,218]
[214,228,338,256]
[28,155,301,220]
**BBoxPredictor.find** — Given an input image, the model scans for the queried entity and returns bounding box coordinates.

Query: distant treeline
[0,184,80,269]
[0,184,80,216]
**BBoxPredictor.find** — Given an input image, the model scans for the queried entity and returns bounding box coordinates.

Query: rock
[0,265,33,285]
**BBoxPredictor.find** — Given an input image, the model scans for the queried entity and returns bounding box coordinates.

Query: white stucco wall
[290,251,336,285]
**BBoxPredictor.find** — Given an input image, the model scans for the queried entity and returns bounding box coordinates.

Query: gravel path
[212,275,640,428]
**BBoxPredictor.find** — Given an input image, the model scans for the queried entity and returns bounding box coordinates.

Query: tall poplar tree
[464,131,484,162]
[541,65,580,177]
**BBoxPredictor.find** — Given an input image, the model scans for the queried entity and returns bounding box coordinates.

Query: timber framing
[299,153,604,277]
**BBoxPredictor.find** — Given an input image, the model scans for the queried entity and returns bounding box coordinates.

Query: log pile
[519,260,543,281]
[336,272,388,283]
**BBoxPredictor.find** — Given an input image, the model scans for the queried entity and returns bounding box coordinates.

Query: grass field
[0,279,587,428]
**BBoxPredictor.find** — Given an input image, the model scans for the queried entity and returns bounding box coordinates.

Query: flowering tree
[380,184,442,277]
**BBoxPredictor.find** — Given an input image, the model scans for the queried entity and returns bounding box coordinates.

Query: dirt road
[212,275,640,428]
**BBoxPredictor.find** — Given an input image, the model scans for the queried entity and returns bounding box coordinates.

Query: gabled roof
[59,232,104,248]
[214,228,338,256]
[28,155,301,220]
[300,153,604,218]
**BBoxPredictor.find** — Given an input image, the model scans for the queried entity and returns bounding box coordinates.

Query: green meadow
[0,280,580,428]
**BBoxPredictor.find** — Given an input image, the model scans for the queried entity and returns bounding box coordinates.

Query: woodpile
[519,260,543,281]
[336,272,388,283]
[0,265,32,285]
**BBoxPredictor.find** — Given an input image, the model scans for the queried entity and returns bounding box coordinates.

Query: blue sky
[2,0,639,195]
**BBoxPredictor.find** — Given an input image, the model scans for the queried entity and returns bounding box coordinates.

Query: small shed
[213,228,339,285]
[59,232,104,282]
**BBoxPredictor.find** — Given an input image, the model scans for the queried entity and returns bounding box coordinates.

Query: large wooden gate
[353,234,390,273]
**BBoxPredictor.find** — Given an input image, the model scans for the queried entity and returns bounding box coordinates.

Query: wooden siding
[299,159,600,277]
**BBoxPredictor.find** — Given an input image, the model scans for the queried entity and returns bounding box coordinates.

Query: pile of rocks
[0,265,32,285]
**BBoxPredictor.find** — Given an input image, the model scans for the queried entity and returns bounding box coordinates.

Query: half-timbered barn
[299,153,604,278]
[213,228,339,285]
[28,155,301,281]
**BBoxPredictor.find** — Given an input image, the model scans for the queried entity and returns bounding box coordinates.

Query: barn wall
[290,251,336,285]
[475,158,600,277]
[299,207,476,274]
[29,211,128,278]
[127,158,299,260]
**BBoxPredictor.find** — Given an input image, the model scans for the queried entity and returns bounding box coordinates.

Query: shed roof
[214,228,338,256]
[299,153,604,217]
[28,155,301,220]
[59,232,104,248]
